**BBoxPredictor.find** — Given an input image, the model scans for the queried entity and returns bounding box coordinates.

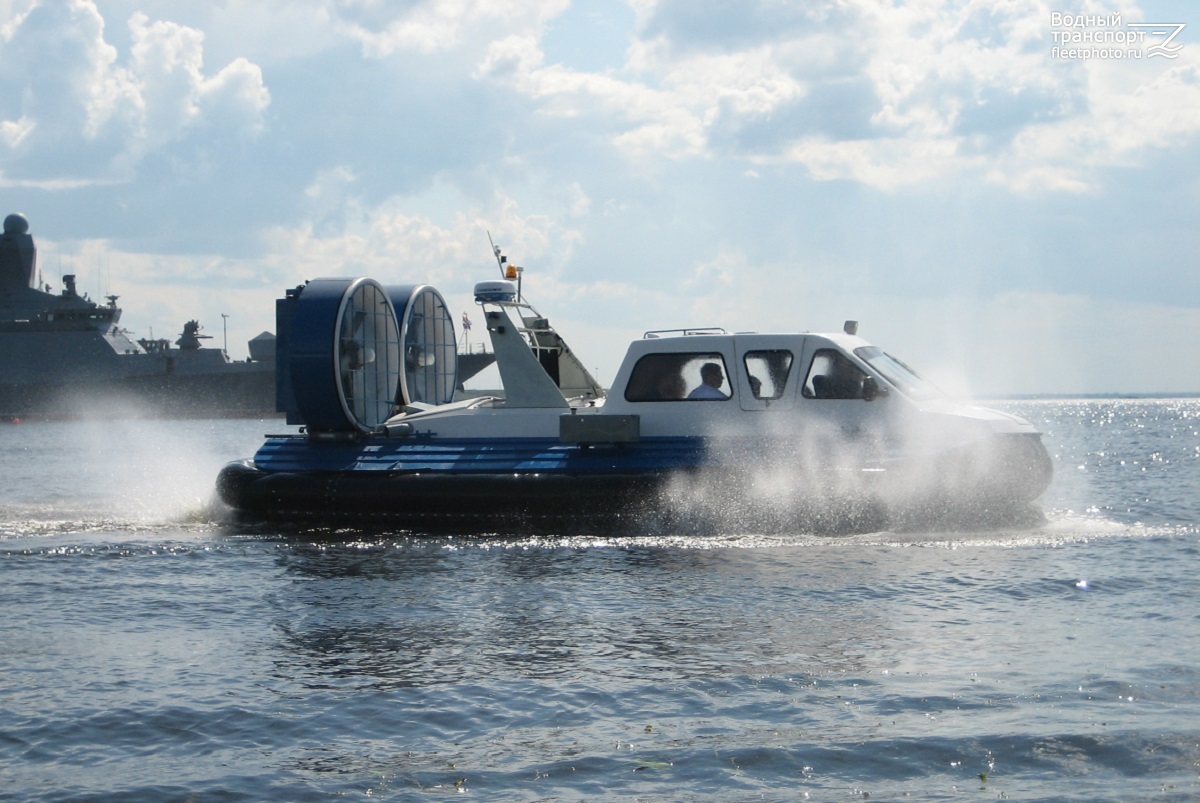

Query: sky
[1,0,1197,396]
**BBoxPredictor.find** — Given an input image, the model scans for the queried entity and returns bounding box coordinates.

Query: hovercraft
[216,247,1052,533]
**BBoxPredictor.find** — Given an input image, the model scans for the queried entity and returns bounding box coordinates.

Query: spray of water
[651,408,1051,536]
[0,409,279,536]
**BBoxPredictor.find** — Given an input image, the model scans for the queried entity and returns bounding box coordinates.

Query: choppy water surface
[1,400,1198,801]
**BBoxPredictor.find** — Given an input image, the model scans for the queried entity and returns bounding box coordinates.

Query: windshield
[854,346,942,401]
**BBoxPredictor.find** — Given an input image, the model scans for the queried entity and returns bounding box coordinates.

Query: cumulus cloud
[0,0,268,186]
[333,0,569,57]
[478,30,807,160]
[254,183,580,290]
[474,0,1200,192]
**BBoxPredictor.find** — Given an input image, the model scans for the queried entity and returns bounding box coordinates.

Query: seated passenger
[687,362,729,400]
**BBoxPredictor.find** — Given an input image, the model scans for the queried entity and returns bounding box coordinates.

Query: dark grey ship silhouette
[0,213,493,419]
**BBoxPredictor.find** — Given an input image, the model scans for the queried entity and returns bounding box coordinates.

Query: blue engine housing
[275,278,456,432]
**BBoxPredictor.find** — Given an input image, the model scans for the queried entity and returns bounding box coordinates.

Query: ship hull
[0,371,277,419]
[0,343,491,419]
[215,432,1052,535]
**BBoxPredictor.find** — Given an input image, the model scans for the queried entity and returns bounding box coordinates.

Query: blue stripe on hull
[251,435,708,475]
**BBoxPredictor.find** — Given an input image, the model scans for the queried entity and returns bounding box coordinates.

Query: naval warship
[0,213,494,419]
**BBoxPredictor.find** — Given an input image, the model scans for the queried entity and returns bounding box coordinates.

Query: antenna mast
[486,230,522,301]
[487,230,506,277]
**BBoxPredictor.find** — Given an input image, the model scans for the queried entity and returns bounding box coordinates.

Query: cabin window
[803,349,868,399]
[625,353,731,402]
[854,346,940,400]
[744,350,793,400]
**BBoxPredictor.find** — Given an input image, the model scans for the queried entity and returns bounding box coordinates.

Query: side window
[624,353,731,402]
[803,349,867,399]
[744,350,793,400]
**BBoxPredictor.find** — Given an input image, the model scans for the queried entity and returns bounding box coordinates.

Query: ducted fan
[276,278,457,432]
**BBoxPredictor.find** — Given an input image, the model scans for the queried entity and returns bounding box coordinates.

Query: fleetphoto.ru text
[1051,11,1186,60]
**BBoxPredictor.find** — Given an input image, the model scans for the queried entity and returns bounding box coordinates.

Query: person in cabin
[687,362,729,400]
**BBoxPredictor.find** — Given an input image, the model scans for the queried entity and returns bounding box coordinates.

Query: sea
[1,398,1197,802]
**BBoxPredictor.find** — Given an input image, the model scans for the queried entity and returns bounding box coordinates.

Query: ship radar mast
[487,230,522,302]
